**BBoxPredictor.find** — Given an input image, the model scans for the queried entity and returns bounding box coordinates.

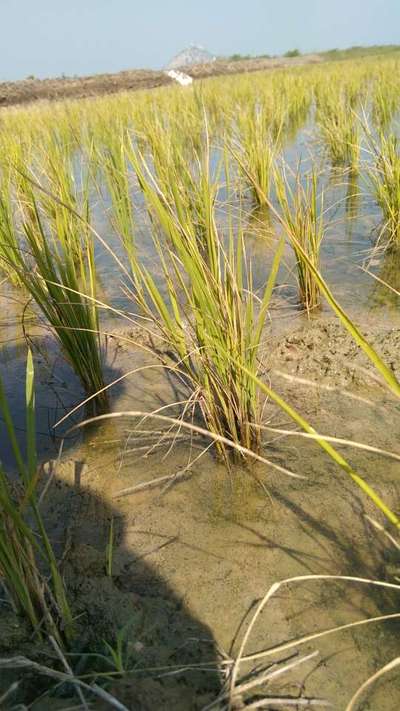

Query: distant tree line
[225,49,301,62]
[224,44,400,64]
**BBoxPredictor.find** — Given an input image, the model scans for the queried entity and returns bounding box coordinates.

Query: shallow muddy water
[1,117,400,708]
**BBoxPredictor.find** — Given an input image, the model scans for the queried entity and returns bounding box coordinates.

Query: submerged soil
[270,319,400,388]
[1,317,400,709]
[0,55,322,108]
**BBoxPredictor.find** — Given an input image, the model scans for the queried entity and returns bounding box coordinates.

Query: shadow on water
[0,334,126,472]
[0,464,221,710]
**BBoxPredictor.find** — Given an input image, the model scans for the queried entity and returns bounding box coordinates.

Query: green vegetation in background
[284,48,301,58]
[224,43,400,64]
[321,44,400,61]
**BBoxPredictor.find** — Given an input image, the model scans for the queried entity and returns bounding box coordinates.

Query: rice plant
[98,126,135,260]
[371,77,399,131]
[0,351,73,643]
[231,104,278,206]
[316,92,360,171]
[10,172,108,414]
[121,144,283,463]
[365,131,400,246]
[0,168,22,286]
[138,117,221,249]
[274,167,324,314]
[275,73,312,141]
[36,135,86,264]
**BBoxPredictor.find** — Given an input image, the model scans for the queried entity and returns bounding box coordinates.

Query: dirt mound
[0,54,322,109]
[0,69,171,108]
[186,53,322,79]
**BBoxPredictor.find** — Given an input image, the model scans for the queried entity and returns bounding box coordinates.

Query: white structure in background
[166,45,216,70]
[166,69,193,86]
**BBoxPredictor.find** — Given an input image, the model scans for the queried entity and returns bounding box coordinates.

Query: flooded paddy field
[0,57,400,709]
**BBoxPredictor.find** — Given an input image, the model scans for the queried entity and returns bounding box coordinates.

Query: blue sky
[1,0,399,81]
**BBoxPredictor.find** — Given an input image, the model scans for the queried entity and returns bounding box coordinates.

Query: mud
[1,317,399,709]
[270,319,400,391]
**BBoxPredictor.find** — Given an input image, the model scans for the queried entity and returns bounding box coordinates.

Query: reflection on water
[369,248,400,310]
